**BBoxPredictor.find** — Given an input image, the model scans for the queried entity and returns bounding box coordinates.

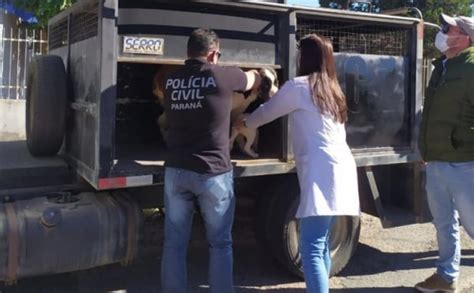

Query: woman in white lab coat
[241,34,360,293]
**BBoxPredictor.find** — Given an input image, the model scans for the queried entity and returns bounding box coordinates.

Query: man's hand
[244,70,261,92]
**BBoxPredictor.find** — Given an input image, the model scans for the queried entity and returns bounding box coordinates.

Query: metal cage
[296,16,410,56]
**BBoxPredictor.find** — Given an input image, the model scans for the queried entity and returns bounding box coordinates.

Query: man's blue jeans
[161,167,235,293]
[299,216,333,293]
[426,161,474,282]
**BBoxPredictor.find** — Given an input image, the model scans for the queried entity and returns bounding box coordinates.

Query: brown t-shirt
[163,59,247,174]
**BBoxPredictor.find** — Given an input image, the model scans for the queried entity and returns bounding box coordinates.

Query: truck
[0,0,428,284]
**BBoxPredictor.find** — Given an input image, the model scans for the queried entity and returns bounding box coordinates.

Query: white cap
[440,13,474,42]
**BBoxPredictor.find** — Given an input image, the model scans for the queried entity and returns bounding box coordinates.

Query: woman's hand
[234,117,246,130]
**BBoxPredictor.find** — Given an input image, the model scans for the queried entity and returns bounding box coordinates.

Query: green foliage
[319,0,473,58]
[3,0,75,27]
[417,0,472,57]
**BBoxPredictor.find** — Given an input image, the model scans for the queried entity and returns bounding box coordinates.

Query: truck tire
[26,55,67,156]
[265,183,361,278]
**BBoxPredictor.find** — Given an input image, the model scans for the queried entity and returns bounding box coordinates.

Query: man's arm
[244,70,261,91]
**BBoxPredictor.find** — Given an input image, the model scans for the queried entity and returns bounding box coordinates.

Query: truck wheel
[255,175,298,250]
[26,55,67,156]
[329,215,360,276]
[267,186,361,278]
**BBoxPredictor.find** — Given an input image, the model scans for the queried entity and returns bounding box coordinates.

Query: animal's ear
[269,68,279,87]
[242,90,254,99]
[258,68,273,100]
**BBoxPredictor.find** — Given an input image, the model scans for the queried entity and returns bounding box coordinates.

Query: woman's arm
[244,80,302,129]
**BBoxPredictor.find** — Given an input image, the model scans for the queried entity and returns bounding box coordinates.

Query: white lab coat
[245,76,360,217]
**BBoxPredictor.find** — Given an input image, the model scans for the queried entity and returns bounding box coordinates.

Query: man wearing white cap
[416,13,474,293]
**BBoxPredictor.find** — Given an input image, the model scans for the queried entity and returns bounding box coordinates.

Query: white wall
[0,99,25,141]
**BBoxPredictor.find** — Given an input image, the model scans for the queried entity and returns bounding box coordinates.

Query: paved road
[1,213,473,293]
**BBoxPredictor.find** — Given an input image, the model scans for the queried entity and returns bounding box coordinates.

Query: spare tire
[26,55,67,156]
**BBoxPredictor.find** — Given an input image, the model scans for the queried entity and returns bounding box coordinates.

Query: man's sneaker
[415,273,457,292]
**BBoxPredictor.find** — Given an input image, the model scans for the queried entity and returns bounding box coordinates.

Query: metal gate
[0,25,47,100]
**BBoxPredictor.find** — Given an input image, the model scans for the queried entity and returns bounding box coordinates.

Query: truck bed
[112,143,294,178]
[0,141,75,191]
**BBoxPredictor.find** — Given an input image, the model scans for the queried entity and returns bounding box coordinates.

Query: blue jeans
[426,161,474,282]
[161,167,235,293]
[299,216,333,293]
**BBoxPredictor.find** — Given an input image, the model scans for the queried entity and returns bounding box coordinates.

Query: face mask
[435,31,450,53]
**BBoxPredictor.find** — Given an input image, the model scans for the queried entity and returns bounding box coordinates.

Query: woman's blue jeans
[299,216,333,293]
[161,167,235,293]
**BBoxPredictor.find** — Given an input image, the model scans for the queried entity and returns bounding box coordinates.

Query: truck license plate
[123,36,164,55]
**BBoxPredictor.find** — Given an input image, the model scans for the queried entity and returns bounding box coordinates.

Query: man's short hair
[187,28,220,58]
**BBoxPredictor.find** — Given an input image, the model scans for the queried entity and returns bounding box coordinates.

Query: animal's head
[258,67,279,101]
[152,65,181,104]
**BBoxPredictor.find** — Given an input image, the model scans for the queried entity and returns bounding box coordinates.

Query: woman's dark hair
[298,34,347,123]
[187,28,220,58]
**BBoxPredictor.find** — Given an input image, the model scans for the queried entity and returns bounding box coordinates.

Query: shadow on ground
[338,243,474,277]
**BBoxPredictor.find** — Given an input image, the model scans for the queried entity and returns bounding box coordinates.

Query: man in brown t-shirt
[161,28,262,293]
